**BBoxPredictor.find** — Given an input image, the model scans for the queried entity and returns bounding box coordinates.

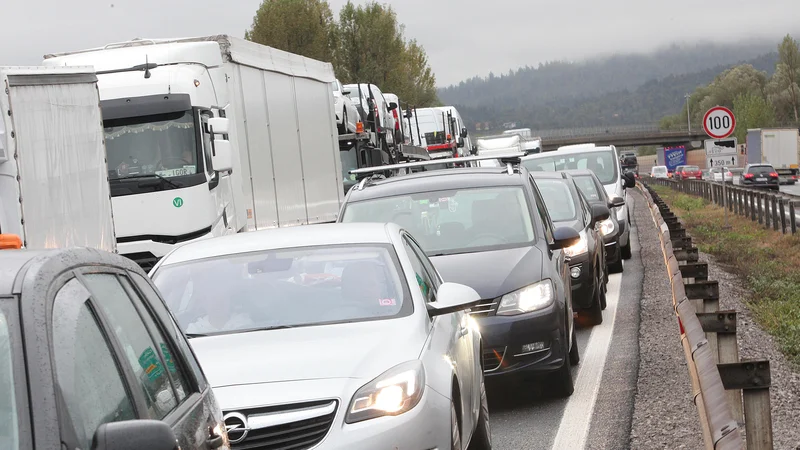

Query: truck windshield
[0,309,19,449]
[104,110,202,181]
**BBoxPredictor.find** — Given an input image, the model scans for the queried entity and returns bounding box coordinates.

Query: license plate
[756,178,766,182]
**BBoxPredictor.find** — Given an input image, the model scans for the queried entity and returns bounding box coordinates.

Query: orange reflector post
[0,234,22,250]
[356,122,364,133]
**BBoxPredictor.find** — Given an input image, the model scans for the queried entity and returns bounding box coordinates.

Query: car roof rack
[350,152,526,178]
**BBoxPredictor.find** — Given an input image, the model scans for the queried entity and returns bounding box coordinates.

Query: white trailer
[746,128,800,184]
[44,35,343,270]
[0,66,116,251]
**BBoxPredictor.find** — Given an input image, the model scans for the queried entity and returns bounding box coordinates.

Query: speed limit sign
[703,106,736,139]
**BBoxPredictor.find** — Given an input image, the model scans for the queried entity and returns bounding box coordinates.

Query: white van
[520,144,636,260]
[343,83,396,150]
[383,93,407,145]
[437,106,471,157]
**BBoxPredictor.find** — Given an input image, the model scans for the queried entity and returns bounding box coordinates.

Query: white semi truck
[746,128,800,185]
[0,66,116,251]
[44,35,343,270]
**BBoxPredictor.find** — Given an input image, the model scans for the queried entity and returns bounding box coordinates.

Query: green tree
[766,34,800,124]
[245,0,336,62]
[732,92,776,142]
[335,1,438,106]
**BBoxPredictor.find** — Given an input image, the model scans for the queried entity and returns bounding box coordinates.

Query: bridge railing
[530,123,697,140]
[639,180,776,449]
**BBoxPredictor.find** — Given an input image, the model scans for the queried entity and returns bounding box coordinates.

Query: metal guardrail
[529,123,695,140]
[638,181,775,449]
[647,177,800,234]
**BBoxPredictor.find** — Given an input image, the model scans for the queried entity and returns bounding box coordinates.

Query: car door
[51,269,225,450]
[402,233,478,436]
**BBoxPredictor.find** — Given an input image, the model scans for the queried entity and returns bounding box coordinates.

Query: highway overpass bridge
[527,124,711,151]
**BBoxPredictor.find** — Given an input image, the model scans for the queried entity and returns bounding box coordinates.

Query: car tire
[450,400,462,450]
[467,377,492,450]
[609,248,624,273]
[585,274,604,325]
[621,240,632,260]
[552,332,576,397]
[569,325,580,366]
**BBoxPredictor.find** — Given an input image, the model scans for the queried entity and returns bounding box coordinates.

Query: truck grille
[225,400,337,450]
[483,347,506,372]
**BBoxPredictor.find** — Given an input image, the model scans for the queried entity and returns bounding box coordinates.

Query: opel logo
[223,412,249,444]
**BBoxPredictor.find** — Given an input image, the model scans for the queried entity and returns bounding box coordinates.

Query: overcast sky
[2,0,798,87]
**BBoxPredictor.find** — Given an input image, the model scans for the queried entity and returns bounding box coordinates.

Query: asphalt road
[780,183,800,196]
[486,196,644,450]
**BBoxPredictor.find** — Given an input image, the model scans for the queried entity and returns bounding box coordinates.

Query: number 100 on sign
[703,106,736,139]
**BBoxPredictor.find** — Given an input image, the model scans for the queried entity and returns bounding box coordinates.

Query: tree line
[245,0,439,107]
[660,35,800,143]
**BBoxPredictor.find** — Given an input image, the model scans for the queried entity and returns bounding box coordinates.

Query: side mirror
[471,146,478,156]
[91,420,179,450]
[590,204,611,225]
[608,196,625,209]
[342,90,351,95]
[622,172,635,188]
[211,139,233,172]
[460,127,468,138]
[404,110,413,119]
[457,137,465,148]
[426,282,482,317]
[550,226,580,250]
[207,117,230,135]
[388,102,398,111]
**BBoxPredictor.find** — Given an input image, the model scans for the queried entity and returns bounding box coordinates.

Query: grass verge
[650,185,800,367]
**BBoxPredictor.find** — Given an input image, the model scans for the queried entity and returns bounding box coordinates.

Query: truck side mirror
[457,137,465,148]
[211,139,233,173]
[207,117,230,135]
[460,127,468,138]
[388,102,398,111]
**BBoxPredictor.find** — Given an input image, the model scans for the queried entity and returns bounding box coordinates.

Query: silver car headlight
[345,360,425,424]
[496,280,554,316]
[597,218,616,237]
[564,230,588,258]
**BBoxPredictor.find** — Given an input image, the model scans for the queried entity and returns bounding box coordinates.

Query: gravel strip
[629,189,704,449]
[698,251,800,450]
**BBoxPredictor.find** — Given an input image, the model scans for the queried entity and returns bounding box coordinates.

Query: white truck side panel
[0,67,116,251]
[761,129,799,168]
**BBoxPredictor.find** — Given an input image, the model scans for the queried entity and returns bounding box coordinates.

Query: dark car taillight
[744,173,754,179]
[770,172,779,178]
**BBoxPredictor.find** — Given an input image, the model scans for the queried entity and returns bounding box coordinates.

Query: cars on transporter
[332,79,360,134]
[0,247,230,450]
[562,169,626,274]
[149,223,492,450]
[338,154,583,397]
[520,144,636,264]
[531,172,611,325]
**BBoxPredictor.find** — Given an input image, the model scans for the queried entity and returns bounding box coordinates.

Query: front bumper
[568,254,594,310]
[616,215,629,247]
[476,303,566,379]
[604,239,620,265]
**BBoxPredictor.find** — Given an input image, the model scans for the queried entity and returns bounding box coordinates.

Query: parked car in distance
[532,172,610,324]
[740,164,780,190]
[0,247,229,450]
[563,169,626,275]
[150,223,491,450]
[338,161,582,397]
[726,167,744,184]
[709,167,724,182]
[333,79,360,134]
[676,165,702,180]
[650,166,669,179]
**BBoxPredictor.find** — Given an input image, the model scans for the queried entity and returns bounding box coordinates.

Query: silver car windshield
[535,179,577,222]
[522,150,619,185]
[152,244,411,337]
[341,186,535,256]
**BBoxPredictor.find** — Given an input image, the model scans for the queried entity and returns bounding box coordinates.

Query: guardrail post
[764,193,770,229]
[790,201,797,235]
[750,191,757,222]
[696,311,744,426]
[771,195,779,232]
[685,280,721,362]
[718,361,774,450]
[734,188,741,216]
[779,199,787,234]
[757,192,764,225]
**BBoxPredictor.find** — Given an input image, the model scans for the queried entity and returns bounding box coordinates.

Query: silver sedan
[150,222,492,450]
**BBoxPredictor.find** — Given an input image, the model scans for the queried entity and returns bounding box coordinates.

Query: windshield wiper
[226,325,295,336]
[113,173,180,189]
[185,333,210,339]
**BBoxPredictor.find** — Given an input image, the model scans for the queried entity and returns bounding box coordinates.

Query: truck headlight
[496,280,554,316]
[564,231,588,258]
[597,218,616,237]
[346,361,425,424]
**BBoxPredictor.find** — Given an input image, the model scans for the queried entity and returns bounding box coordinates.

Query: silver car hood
[189,317,426,389]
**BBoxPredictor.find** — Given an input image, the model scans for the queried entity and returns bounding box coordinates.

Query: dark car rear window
[748,165,775,175]
[683,166,700,171]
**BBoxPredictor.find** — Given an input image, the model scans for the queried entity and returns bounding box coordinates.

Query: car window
[402,237,437,303]
[528,178,555,243]
[82,273,180,419]
[404,234,442,289]
[522,149,619,184]
[153,244,412,337]
[0,307,18,450]
[52,278,136,449]
[341,186,535,256]
[748,165,775,175]
[573,176,602,202]
[128,273,208,392]
[534,178,578,222]
[684,166,700,171]
[577,190,592,227]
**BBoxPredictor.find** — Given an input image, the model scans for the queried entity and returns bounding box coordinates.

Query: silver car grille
[224,400,337,450]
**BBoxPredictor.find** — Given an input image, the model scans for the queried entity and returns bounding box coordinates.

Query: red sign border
[702,106,736,139]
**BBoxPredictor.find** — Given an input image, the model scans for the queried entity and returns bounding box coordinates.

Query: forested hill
[439,41,781,130]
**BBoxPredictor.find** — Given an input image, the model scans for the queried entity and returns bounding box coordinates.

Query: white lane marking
[550,273,622,450]
[551,194,638,450]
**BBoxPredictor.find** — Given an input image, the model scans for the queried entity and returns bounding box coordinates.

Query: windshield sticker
[379,298,397,306]
[438,197,449,203]
[419,199,429,205]
[138,347,164,381]
[156,165,197,178]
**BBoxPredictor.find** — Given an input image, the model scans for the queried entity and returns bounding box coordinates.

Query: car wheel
[467,377,492,450]
[584,273,604,325]
[620,240,632,260]
[609,248,624,273]
[552,332,576,397]
[600,275,608,310]
[569,325,580,366]
[338,110,347,134]
[451,400,462,450]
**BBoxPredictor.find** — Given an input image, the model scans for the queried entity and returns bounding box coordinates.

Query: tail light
[770,172,779,178]
[744,173,754,179]
[392,109,400,130]
[726,172,732,177]
[356,122,364,133]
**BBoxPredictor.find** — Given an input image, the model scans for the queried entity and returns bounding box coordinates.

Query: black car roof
[529,171,569,180]
[346,167,530,201]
